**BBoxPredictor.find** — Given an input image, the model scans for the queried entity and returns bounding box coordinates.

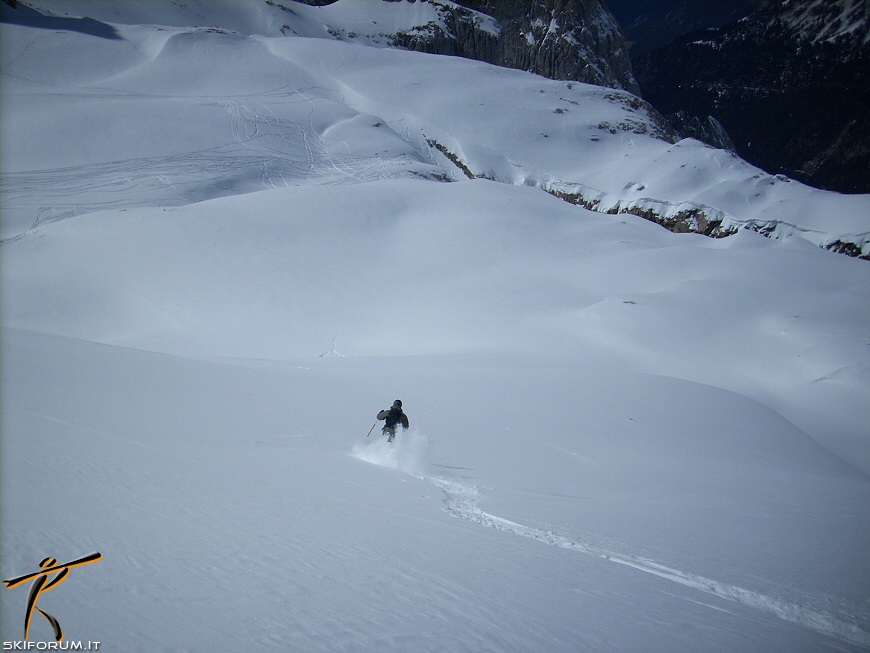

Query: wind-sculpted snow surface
[2,3,870,652]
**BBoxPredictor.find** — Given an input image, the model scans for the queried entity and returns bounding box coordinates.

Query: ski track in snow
[352,439,869,649]
[0,144,423,242]
[0,87,433,242]
[424,476,870,649]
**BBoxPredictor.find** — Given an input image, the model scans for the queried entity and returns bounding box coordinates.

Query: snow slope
[2,2,869,652]
[5,0,870,253]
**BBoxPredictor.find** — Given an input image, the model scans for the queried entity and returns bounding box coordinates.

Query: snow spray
[351,428,430,476]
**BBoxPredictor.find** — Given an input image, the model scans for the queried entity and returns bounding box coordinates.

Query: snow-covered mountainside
[633,0,870,195]
[2,1,869,651]
[18,0,640,91]
[5,0,869,256]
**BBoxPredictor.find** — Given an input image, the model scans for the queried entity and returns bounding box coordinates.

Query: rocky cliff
[449,0,638,93]
[296,0,639,92]
[605,0,767,56]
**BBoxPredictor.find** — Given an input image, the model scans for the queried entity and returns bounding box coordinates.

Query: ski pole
[366,421,377,438]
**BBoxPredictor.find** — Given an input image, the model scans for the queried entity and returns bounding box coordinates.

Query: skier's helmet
[392,400,402,408]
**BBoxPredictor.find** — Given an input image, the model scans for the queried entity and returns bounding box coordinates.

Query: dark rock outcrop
[450,0,638,92]
[295,0,639,92]
[606,0,767,57]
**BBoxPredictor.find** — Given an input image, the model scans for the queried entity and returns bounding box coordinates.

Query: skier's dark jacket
[377,407,409,431]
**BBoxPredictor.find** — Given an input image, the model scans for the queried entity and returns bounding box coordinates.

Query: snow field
[2,2,869,651]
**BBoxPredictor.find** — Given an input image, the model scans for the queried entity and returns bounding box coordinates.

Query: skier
[377,400,409,442]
